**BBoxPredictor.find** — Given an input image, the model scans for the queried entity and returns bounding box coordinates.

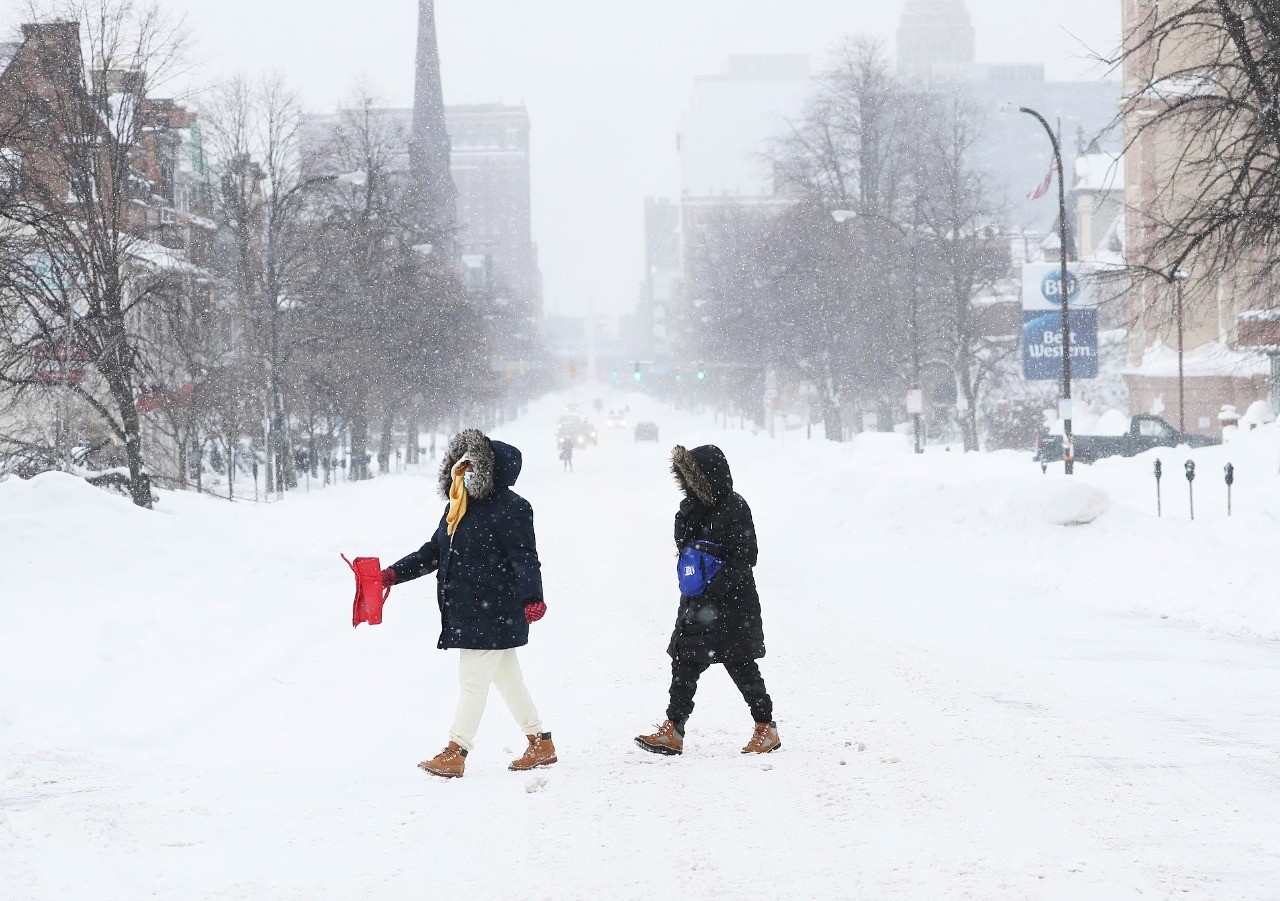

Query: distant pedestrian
[382,429,556,778]
[636,445,779,756]
[559,437,574,473]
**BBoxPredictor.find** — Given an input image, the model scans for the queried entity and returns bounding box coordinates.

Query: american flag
[1027,157,1058,201]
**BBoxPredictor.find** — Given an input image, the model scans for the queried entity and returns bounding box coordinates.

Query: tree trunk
[406,423,420,465]
[107,374,152,508]
[350,402,370,481]
[823,394,843,441]
[175,422,189,489]
[377,414,394,474]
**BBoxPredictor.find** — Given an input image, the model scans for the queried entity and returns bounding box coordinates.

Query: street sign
[1023,309,1098,380]
[906,389,923,415]
[1022,263,1099,381]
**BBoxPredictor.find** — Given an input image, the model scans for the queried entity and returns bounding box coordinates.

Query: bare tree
[1112,1,1280,311]
[0,0,191,506]
[914,92,1010,451]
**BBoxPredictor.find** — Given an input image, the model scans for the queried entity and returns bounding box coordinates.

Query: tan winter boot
[418,742,468,778]
[509,732,558,771]
[635,720,684,756]
[742,721,781,754]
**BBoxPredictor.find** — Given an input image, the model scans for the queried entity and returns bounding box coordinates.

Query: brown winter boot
[635,720,684,756]
[742,722,781,754]
[509,732,558,771]
[418,742,467,778]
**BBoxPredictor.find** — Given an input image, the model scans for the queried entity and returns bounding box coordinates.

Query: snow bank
[847,431,913,458]
[4,392,1280,898]
[1004,479,1110,526]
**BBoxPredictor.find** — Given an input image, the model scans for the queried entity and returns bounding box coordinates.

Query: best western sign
[1021,263,1099,381]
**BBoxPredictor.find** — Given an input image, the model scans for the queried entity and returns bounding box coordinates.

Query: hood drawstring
[446,462,469,535]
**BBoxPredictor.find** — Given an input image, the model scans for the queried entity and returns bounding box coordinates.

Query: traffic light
[675,370,683,382]
[697,361,706,380]
[611,368,619,379]
[633,361,642,382]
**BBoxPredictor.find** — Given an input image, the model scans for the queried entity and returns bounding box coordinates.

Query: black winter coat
[389,431,543,650]
[667,444,766,661]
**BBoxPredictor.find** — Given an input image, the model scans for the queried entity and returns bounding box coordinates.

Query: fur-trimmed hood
[671,444,733,506]
[438,429,523,500]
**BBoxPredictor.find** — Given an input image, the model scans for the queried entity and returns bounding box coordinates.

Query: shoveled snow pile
[1004,478,1110,526]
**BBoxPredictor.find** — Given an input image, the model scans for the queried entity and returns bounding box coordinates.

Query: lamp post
[1172,267,1190,441]
[1004,103,1074,474]
[265,172,340,497]
[831,208,924,453]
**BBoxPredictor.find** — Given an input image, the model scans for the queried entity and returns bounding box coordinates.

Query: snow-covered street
[3,394,1280,899]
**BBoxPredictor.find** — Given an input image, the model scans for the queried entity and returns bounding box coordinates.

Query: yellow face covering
[446,465,469,536]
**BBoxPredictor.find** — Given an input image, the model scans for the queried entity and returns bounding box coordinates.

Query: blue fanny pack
[677,540,726,597]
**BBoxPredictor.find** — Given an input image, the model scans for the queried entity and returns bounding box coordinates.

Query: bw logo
[683,565,695,576]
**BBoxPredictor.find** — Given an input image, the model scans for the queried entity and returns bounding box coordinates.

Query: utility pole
[1173,268,1189,441]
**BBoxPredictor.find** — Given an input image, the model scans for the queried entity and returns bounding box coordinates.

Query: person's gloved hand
[524,601,546,624]
[381,568,398,587]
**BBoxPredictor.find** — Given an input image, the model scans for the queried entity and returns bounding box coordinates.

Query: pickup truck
[1034,414,1221,465]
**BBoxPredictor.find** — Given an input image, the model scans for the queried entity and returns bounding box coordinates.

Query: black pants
[667,653,773,729]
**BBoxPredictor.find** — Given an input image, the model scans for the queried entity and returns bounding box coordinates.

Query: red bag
[342,554,389,627]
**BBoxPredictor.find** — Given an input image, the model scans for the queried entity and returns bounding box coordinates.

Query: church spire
[412,0,458,239]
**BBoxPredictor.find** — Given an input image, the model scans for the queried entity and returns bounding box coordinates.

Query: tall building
[302,3,541,317]
[410,0,458,241]
[679,54,812,198]
[896,0,976,84]
[447,104,541,314]
[1121,0,1269,430]
[639,197,681,357]
[676,55,813,352]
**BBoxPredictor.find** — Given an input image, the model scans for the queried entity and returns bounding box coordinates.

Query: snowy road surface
[3,393,1280,899]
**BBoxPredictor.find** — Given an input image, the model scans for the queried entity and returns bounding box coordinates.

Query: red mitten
[524,601,546,624]
[381,568,398,587]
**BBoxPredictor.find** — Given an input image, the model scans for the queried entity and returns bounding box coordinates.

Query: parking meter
[1185,460,1196,520]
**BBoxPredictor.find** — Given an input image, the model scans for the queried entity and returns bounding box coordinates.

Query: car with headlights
[634,422,659,442]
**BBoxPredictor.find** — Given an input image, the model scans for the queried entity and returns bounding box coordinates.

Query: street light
[1002,102,1074,474]
[831,208,924,454]
[1173,267,1190,441]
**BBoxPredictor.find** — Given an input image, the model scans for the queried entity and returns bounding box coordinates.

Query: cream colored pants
[448,649,543,752]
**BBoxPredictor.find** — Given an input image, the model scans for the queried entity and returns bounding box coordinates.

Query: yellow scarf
[446,470,468,535]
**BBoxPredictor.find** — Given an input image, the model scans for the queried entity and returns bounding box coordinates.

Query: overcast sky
[8,1,1121,316]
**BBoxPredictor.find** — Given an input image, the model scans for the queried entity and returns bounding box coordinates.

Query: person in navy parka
[382,429,556,778]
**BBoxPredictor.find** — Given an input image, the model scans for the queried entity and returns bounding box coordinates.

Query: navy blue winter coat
[388,431,543,650]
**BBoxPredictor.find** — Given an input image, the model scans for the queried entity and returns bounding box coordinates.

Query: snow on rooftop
[1075,151,1124,192]
[1124,338,1270,379]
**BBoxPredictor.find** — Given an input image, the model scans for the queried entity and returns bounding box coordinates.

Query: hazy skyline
[6,1,1122,317]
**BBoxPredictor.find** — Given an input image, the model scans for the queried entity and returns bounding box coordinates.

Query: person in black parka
[636,444,780,756]
[381,429,556,778]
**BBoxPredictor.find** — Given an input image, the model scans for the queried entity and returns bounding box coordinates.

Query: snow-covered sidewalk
[2,393,1279,899]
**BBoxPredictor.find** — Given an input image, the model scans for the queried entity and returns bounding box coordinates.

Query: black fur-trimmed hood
[437,430,524,500]
[672,444,733,506]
